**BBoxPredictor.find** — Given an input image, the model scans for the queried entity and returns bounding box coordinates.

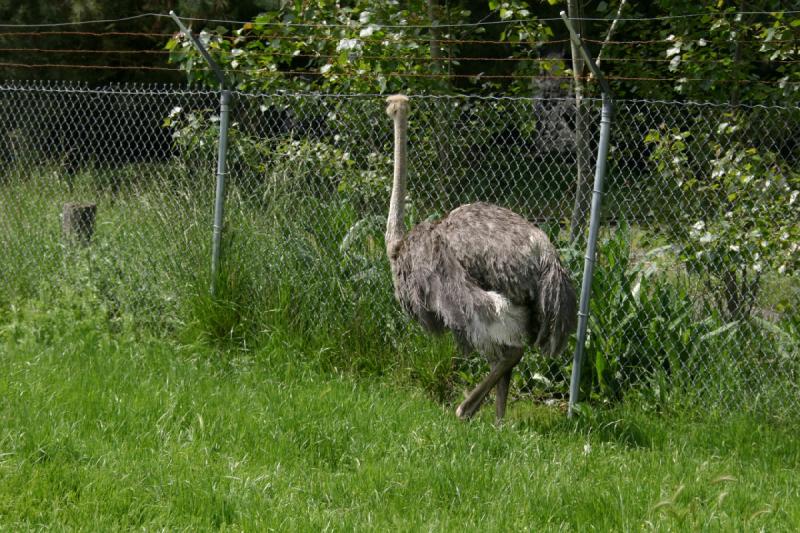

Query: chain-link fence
[1,81,798,414]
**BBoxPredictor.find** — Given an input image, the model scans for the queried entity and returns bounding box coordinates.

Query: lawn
[1,295,798,531]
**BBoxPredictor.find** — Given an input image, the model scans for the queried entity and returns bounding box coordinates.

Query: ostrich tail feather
[535,257,577,357]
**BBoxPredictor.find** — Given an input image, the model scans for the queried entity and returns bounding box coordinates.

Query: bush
[645,116,800,320]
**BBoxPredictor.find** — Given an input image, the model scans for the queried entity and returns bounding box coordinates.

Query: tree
[0,0,266,83]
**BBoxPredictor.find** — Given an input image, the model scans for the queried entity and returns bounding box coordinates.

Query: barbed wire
[3,26,797,48]
[2,47,798,65]
[4,60,795,87]
[4,29,796,50]
[2,78,797,109]
[0,31,171,38]
[0,13,161,28]
[1,16,796,94]
[0,47,170,55]
[183,10,800,29]
[0,61,178,72]
[0,10,797,29]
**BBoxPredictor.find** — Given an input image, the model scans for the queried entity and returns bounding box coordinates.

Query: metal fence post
[169,11,231,296]
[560,12,616,417]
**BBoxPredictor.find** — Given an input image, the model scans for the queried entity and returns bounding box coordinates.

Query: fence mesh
[1,81,798,415]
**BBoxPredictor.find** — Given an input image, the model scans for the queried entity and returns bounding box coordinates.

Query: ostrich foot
[456,348,523,421]
[456,399,479,420]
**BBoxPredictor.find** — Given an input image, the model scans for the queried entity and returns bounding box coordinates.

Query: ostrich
[384,95,577,421]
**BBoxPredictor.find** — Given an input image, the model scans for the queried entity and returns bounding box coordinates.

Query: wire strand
[2,30,795,48]
[4,47,797,66]
[0,9,796,29]
[0,30,172,38]
[172,10,800,28]
[0,13,163,28]
[1,60,796,88]
[0,47,170,55]
[0,61,178,71]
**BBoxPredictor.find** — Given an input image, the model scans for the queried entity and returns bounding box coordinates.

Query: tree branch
[592,0,627,78]
[427,0,443,74]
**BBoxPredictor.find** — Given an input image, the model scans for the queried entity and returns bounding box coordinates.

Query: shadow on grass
[512,402,658,449]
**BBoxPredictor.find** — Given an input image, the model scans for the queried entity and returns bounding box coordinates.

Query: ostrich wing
[391,220,513,331]
[440,202,555,304]
[391,218,532,355]
[439,202,577,357]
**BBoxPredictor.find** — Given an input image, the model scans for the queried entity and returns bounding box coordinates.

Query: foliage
[577,227,699,401]
[600,0,800,105]
[568,225,800,411]
[160,0,800,102]
[0,0,267,83]
[646,116,800,319]
[165,0,555,94]
[165,102,394,214]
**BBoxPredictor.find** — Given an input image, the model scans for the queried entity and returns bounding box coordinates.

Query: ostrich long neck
[386,96,409,255]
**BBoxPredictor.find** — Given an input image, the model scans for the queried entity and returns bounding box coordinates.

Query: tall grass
[571,226,800,415]
[1,291,799,530]
[1,164,799,415]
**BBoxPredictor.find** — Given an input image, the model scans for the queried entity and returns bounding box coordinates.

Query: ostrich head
[386,94,409,121]
[385,94,410,260]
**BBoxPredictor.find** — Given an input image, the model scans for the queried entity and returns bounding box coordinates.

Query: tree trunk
[428,0,453,208]
[427,0,443,74]
[62,202,96,245]
[567,0,592,243]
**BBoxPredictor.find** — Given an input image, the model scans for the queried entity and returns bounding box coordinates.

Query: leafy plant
[645,117,799,320]
[577,226,701,401]
[164,0,556,95]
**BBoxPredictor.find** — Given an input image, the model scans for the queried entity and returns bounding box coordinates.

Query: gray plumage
[385,95,577,421]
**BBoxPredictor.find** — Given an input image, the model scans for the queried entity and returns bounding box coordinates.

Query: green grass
[1,166,799,411]
[2,294,800,531]
[1,164,800,529]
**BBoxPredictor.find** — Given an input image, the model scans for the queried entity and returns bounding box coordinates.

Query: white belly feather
[468,291,529,352]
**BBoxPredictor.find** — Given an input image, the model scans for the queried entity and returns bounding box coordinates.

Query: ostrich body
[385,94,577,421]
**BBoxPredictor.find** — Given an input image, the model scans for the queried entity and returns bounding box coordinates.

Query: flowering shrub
[646,118,800,319]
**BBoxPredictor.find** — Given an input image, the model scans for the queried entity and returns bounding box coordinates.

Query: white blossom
[699,232,716,244]
[336,38,361,52]
[360,24,378,37]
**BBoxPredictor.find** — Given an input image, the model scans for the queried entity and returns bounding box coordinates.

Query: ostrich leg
[495,347,523,421]
[494,369,513,420]
[456,348,523,420]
